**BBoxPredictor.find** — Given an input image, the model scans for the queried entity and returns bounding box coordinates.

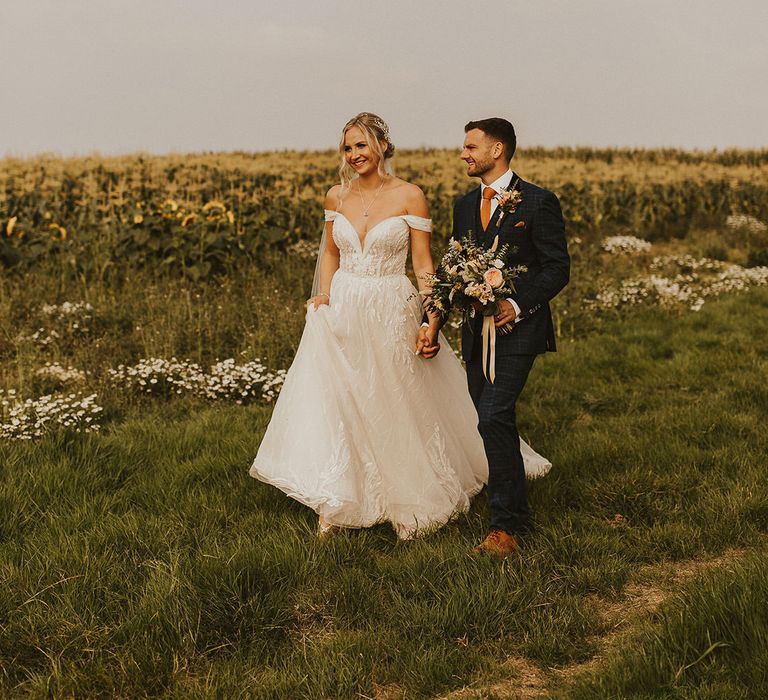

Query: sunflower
[49,223,67,241]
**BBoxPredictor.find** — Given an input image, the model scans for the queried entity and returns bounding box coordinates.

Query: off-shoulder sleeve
[324,209,337,222]
[403,215,432,232]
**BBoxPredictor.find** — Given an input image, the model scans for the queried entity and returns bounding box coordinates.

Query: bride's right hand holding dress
[305,293,330,311]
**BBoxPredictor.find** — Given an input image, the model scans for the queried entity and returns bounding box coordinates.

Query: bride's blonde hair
[338,112,395,191]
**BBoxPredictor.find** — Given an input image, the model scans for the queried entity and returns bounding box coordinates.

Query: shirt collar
[481,169,514,197]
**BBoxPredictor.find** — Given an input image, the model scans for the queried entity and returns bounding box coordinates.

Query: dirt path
[430,545,753,700]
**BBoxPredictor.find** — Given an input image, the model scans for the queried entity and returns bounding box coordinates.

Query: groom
[422,118,570,556]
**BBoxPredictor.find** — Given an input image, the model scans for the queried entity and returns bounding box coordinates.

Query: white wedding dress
[250,211,551,539]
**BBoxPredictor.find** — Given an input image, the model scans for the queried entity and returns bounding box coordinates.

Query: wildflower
[35,363,86,385]
[287,239,318,259]
[588,255,768,313]
[727,214,767,235]
[108,357,286,404]
[0,391,103,440]
[602,235,652,254]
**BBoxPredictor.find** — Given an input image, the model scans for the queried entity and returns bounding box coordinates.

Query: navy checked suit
[452,176,570,535]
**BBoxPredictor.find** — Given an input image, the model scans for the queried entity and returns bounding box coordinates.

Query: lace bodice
[324,210,432,277]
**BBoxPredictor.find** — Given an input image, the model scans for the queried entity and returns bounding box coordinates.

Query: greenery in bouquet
[423,233,526,331]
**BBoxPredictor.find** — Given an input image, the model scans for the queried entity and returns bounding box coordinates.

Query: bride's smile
[344,126,381,177]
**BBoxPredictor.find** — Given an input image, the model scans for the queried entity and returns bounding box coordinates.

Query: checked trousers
[466,352,537,536]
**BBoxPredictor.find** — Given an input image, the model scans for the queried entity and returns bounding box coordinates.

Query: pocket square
[514,221,526,228]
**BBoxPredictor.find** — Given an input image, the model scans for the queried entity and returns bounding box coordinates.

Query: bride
[250,112,549,539]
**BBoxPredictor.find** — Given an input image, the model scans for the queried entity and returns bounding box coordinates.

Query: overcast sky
[1,1,766,157]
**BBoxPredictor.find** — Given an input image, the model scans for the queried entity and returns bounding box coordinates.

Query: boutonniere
[495,178,522,227]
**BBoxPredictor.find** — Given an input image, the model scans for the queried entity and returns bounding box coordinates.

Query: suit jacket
[451,176,570,360]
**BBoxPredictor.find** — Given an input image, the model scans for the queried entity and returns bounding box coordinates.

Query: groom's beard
[465,157,494,178]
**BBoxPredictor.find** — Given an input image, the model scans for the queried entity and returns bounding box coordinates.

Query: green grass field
[2,285,767,698]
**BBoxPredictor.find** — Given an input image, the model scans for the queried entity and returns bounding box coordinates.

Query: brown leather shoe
[473,529,519,557]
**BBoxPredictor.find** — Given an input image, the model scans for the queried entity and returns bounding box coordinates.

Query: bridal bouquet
[423,234,525,382]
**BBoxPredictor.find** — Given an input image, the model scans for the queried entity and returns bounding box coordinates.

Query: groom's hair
[465,118,516,161]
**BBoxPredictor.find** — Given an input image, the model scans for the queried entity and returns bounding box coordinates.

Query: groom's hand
[416,326,440,359]
[494,299,518,328]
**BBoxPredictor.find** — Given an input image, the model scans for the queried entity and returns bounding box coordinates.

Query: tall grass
[1,287,767,697]
[565,549,768,698]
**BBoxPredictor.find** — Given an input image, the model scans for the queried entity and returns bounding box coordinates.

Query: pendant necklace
[357,177,386,218]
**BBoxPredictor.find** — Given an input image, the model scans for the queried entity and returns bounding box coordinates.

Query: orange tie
[481,187,496,230]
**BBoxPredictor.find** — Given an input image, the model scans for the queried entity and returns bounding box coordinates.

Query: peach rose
[483,268,504,288]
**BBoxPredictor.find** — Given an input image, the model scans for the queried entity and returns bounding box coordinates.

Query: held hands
[306,293,330,311]
[415,325,440,359]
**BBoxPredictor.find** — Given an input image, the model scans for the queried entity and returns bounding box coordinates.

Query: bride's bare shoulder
[387,178,427,211]
[325,184,342,210]
[386,176,419,192]
[393,180,429,216]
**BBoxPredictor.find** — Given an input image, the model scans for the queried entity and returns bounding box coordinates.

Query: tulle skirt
[250,270,549,538]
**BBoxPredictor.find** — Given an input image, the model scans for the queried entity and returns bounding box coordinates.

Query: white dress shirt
[481,169,514,219]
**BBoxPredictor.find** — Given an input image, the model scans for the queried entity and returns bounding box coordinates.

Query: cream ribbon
[481,315,497,384]
[481,234,500,383]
